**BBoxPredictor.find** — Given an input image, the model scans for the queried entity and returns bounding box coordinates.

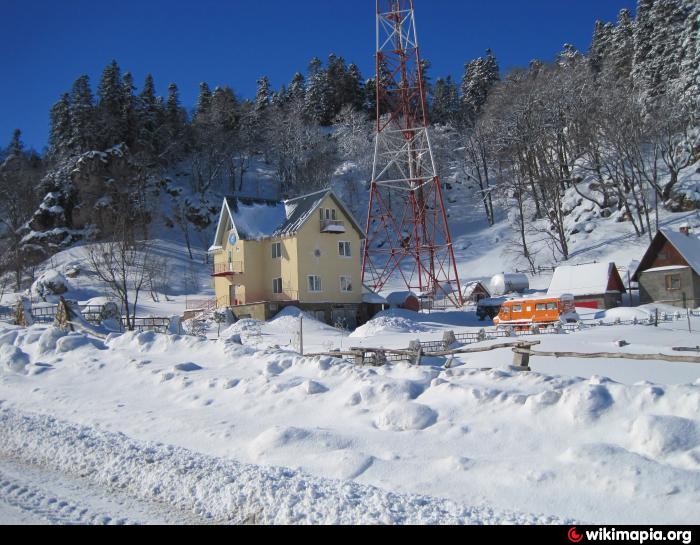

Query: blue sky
[1,0,636,151]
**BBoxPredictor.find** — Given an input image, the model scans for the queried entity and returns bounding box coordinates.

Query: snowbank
[2,320,700,523]
[350,309,431,338]
[0,408,563,525]
[30,270,70,301]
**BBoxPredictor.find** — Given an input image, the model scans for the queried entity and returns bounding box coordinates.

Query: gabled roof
[462,280,490,298]
[209,189,365,251]
[547,262,626,297]
[273,189,366,239]
[633,228,700,281]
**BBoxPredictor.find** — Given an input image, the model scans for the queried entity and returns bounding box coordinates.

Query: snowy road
[0,457,208,525]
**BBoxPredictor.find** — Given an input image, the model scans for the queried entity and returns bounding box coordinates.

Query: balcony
[242,291,300,305]
[212,261,244,277]
[321,219,346,234]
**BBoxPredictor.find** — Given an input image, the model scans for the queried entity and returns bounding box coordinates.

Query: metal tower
[362,0,464,307]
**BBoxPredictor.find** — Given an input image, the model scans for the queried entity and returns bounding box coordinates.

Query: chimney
[679,225,690,236]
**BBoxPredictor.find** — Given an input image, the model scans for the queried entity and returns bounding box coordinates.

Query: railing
[240,291,300,305]
[0,306,15,322]
[186,298,217,311]
[321,219,346,233]
[31,305,58,323]
[212,261,244,276]
[127,317,172,334]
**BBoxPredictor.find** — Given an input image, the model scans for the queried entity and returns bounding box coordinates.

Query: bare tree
[85,219,152,331]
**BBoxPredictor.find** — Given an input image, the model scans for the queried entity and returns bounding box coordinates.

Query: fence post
[299,316,304,356]
[512,346,531,371]
[442,330,457,349]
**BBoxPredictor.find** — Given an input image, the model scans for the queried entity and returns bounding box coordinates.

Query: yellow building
[209,190,381,327]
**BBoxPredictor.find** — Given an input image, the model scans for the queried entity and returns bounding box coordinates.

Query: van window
[536,304,546,311]
[547,303,558,310]
[512,305,522,313]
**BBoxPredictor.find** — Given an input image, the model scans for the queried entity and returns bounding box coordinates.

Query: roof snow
[660,228,700,274]
[273,191,330,238]
[224,197,287,241]
[547,262,621,297]
[211,190,365,251]
[462,280,490,298]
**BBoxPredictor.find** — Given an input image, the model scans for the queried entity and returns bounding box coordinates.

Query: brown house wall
[646,239,690,270]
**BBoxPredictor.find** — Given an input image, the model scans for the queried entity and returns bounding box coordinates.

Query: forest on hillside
[0,0,698,289]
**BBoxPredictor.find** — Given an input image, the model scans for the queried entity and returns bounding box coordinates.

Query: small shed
[632,227,700,308]
[461,281,491,304]
[386,291,421,312]
[547,262,626,310]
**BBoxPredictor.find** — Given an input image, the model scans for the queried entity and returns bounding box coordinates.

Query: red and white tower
[362,0,463,307]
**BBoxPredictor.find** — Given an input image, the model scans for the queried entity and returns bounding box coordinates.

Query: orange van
[493,294,578,328]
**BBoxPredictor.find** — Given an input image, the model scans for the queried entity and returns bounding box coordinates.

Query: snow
[0,408,565,525]
[548,262,617,297]
[230,201,288,241]
[644,265,692,273]
[386,291,418,307]
[350,309,431,337]
[30,269,70,301]
[660,228,700,275]
[1,311,700,523]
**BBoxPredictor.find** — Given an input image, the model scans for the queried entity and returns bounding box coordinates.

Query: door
[229,285,237,306]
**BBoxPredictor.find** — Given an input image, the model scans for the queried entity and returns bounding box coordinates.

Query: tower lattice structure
[362,0,464,307]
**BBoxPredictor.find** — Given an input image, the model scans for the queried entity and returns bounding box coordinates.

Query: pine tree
[431,76,460,125]
[461,49,500,126]
[610,9,635,84]
[135,74,161,158]
[254,76,271,112]
[211,86,238,132]
[7,129,23,157]
[346,64,366,111]
[166,83,184,126]
[48,93,72,157]
[679,0,700,101]
[288,72,306,103]
[304,65,333,125]
[589,20,615,75]
[195,82,213,121]
[97,60,125,146]
[69,75,97,152]
[121,72,137,148]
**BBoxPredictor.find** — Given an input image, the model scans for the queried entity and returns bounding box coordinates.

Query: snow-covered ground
[1,305,699,524]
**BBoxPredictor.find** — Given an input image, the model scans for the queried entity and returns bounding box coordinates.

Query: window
[320,208,337,221]
[666,274,681,291]
[308,276,322,293]
[536,304,546,311]
[512,305,523,313]
[340,276,353,293]
[547,303,558,311]
[272,278,283,294]
[272,242,282,259]
[339,241,352,257]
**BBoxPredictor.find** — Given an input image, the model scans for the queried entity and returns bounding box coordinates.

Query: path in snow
[0,408,568,525]
[0,458,210,525]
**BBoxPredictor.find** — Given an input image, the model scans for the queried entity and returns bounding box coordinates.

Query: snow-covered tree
[69,75,97,152]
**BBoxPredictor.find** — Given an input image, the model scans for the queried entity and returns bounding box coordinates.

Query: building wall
[294,194,363,305]
[639,268,698,307]
[213,193,363,307]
